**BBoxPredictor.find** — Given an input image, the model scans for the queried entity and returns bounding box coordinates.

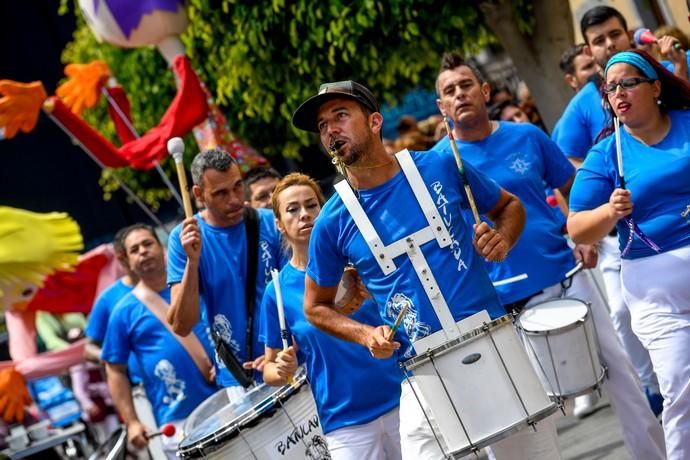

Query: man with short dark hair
[434,51,665,460]
[559,44,599,92]
[166,148,282,393]
[294,78,527,458]
[243,166,282,209]
[102,224,217,459]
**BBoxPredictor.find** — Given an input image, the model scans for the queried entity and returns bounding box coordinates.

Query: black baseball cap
[292,80,380,133]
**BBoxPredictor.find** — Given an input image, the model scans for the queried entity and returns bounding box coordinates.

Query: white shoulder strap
[132,284,214,383]
[334,180,397,275]
[396,149,451,248]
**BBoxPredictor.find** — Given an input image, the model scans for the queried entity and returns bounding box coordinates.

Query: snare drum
[403,315,558,458]
[516,298,606,400]
[178,370,331,459]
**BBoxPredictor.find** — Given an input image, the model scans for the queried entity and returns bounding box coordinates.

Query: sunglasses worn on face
[604,77,655,94]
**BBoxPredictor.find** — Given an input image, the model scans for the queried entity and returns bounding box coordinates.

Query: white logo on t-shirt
[154,359,187,405]
[509,156,531,174]
[431,180,468,272]
[213,314,241,369]
[386,293,431,358]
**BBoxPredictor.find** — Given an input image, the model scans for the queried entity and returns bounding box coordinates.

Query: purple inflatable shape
[93,0,183,39]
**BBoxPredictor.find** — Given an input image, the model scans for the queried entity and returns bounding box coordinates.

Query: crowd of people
[10,4,689,460]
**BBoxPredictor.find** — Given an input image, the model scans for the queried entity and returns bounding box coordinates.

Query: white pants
[399,379,561,460]
[599,235,659,392]
[529,270,666,460]
[325,407,401,460]
[622,246,690,460]
[132,385,166,460]
[159,419,186,460]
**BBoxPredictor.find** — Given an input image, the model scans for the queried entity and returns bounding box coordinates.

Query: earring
[657,99,662,105]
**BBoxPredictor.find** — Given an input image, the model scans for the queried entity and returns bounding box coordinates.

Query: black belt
[503,290,543,316]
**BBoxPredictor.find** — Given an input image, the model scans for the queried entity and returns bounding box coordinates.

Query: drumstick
[386,303,409,341]
[442,116,481,225]
[167,137,194,219]
[271,269,294,384]
[145,423,176,439]
[613,117,626,189]
[565,261,584,279]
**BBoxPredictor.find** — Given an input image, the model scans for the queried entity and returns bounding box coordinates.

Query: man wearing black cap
[293,80,527,458]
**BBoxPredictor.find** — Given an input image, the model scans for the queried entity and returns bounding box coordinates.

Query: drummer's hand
[127,420,150,450]
[608,189,633,220]
[573,244,598,269]
[180,217,201,262]
[335,266,371,315]
[242,355,265,373]
[473,222,509,262]
[274,347,298,380]
[366,325,400,359]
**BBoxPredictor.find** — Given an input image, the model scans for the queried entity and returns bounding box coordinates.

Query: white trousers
[160,419,186,460]
[529,270,666,460]
[398,379,561,460]
[621,246,690,460]
[325,407,401,460]
[599,235,659,392]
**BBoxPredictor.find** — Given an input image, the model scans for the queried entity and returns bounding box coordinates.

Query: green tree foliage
[62,0,497,208]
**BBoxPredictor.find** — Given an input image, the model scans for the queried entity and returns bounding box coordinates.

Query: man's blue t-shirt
[569,110,690,259]
[167,209,282,387]
[101,288,217,425]
[85,278,132,343]
[261,264,401,434]
[85,278,142,383]
[434,123,576,304]
[553,81,609,159]
[307,150,505,358]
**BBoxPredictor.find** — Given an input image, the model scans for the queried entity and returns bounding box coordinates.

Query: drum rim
[545,365,607,400]
[516,297,591,335]
[402,315,512,369]
[177,374,308,457]
[446,402,560,458]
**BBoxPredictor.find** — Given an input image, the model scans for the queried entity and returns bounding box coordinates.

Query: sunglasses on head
[604,77,655,94]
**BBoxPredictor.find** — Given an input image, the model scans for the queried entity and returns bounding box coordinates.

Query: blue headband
[605,52,658,80]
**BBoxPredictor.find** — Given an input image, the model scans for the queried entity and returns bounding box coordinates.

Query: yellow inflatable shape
[0,207,83,309]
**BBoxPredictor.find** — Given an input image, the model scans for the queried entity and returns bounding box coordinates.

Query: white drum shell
[179,381,329,460]
[404,316,557,457]
[517,299,605,399]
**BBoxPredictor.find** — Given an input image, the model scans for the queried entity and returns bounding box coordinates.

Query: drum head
[179,371,306,453]
[518,298,588,332]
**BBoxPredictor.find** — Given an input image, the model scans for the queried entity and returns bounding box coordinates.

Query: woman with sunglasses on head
[568,49,690,459]
[260,173,403,460]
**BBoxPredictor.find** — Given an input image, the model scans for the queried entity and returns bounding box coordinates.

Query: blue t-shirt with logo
[101,288,217,425]
[434,123,576,304]
[553,81,609,159]
[85,278,142,383]
[307,150,505,358]
[261,264,401,434]
[167,209,282,387]
[569,110,690,259]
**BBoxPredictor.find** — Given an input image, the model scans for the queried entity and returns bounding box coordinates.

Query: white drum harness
[334,149,461,340]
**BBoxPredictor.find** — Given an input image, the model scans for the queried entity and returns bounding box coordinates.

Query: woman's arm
[568,189,633,244]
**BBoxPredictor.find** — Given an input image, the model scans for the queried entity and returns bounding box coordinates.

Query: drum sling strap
[334,149,460,340]
[211,207,259,388]
[132,284,214,383]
